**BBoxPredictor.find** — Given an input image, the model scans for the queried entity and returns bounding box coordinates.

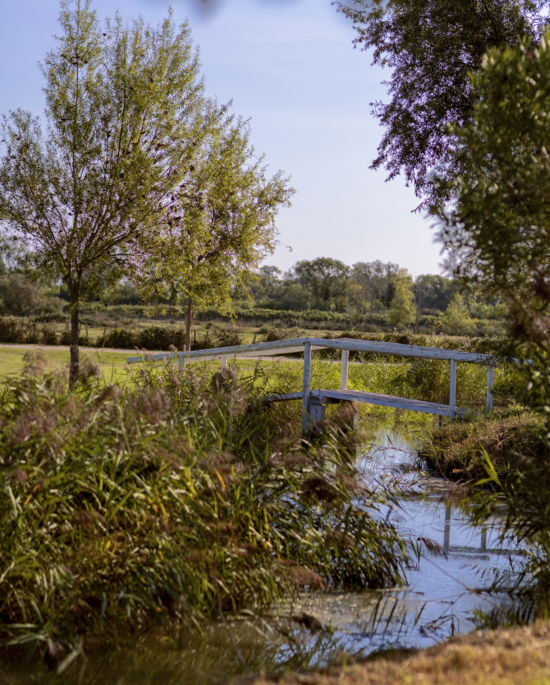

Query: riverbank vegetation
[0,351,408,666]
[421,411,544,483]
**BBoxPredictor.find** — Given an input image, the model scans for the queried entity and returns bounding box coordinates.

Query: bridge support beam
[487,365,494,410]
[308,396,327,427]
[302,342,312,435]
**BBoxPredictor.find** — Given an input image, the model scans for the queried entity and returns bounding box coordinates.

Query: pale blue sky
[0,0,444,276]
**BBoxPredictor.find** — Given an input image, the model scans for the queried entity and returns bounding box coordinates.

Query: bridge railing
[127,337,530,429]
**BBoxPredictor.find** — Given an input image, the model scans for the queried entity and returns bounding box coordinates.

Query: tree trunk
[69,292,80,389]
[185,293,193,352]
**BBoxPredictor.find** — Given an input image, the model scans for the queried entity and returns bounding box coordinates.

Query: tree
[435,31,550,341]
[138,114,294,350]
[413,274,457,314]
[347,281,371,317]
[251,265,283,301]
[443,292,474,336]
[336,0,540,213]
[0,274,64,317]
[0,235,27,276]
[0,0,211,385]
[388,268,416,327]
[351,260,399,310]
[292,258,350,311]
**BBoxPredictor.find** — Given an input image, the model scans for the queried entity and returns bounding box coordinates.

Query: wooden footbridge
[127,337,527,435]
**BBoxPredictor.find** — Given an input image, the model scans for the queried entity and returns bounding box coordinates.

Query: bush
[0,356,408,656]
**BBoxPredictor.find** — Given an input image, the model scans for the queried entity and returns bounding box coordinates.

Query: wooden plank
[487,365,494,410]
[127,336,530,367]
[312,389,462,417]
[304,337,499,364]
[259,392,303,403]
[450,359,457,414]
[126,338,311,365]
[340,349,349,390]
[302,342,312,435]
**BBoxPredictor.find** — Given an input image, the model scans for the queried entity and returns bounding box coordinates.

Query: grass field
[0,346,132,383]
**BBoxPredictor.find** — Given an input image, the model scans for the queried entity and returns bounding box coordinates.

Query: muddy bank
[253,621,550,685]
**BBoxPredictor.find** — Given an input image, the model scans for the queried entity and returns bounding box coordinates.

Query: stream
[279,430,523,655]
[2,429,527,684]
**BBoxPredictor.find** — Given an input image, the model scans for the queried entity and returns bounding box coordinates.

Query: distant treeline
[97,258,464,316]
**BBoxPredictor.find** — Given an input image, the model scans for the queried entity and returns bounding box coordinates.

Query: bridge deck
[260,389,462,417]
[313,389,462,417]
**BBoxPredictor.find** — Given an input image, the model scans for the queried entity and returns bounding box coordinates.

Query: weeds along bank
[0,313,506,349]
[0,314,516,354]
[0,352,408,662]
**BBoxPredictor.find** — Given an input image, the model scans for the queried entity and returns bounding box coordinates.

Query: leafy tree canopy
[0,0,281,381]
[351,260,399,310]
[388,268,416,326]
[337,0,544,213]
[291,257,350,311]
[435,30,550,342]
[137,114,294,348]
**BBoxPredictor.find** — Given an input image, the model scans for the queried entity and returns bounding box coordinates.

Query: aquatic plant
[0,352,407,661]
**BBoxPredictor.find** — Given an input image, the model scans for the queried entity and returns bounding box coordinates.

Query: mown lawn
[0,346,132,383]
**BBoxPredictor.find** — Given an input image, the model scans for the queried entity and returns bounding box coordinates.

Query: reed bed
[0,352,408,666]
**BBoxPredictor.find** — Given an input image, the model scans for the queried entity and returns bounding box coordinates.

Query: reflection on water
[361,432,521,641]
[275,430,523,663]
[1,430,526,684]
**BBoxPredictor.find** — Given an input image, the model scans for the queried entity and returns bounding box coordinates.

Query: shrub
[0,356,408,656]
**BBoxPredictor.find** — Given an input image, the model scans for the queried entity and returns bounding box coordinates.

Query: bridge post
[340,349,349,390]
[486,365,494,410]
[308,396,327,425]
[302,342,312,435]
[450,359,457,417]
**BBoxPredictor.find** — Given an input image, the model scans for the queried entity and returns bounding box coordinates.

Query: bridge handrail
[127,336,529,366]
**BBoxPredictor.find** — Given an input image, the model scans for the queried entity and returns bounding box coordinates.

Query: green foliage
[350,260,399,312]
[140,116,293,318]
[0,274,64,317]
[436,30,550,348]
[388,269,416,327]
[420,411,543,481]
[337,0,540,212]
[414,274,459,314]
[290,258,350,312]
[0,355,407,651]
[443,293,474,336]
[0,317,68,345]
[0,0,210,382]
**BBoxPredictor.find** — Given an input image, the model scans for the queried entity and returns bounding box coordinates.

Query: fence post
[221,357,228,369]
[178,348,186,371]
[302,341,312,435]
[450,359,457,416]
[340,349,349,390]
[486,365,494,410]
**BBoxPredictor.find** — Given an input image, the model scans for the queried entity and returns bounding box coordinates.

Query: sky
[0,0,444,277]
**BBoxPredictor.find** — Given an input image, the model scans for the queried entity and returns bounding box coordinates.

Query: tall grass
[0,352,408,663]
